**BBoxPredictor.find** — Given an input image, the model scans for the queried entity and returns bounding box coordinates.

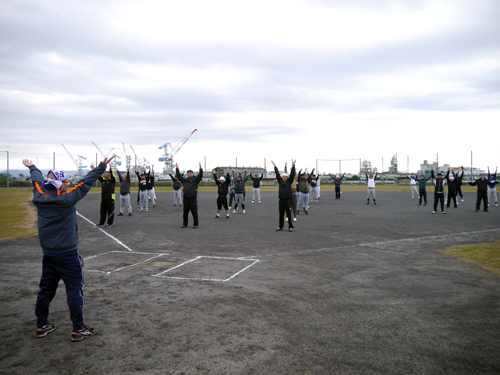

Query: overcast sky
[1,0,499,175]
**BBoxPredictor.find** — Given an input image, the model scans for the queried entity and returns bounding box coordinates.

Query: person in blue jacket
[23,155,114,342]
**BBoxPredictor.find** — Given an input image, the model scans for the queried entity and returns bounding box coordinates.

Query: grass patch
[0,188,38,240]
[442,240,500,276]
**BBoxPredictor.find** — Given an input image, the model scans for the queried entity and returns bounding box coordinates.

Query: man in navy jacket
[23,155,114,342]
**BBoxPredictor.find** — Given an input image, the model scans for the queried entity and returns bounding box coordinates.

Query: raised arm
[195,163,203,184]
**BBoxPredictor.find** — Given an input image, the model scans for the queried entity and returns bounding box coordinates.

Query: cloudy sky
[1,0,499,175]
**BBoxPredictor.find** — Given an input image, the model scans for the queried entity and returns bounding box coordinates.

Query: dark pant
[279,198,293,229]
[335,186,341,199]
[229,192,235,207]
[419,189,427,204]
[217,196,229,211]
[183,197,198,226]
[36,250,85,330]
[433,193,445,211]
[476,192,488,211]
[457,186,463,198]
[99,198,114,225]
[291,193,298,215]
[447,189,457,208]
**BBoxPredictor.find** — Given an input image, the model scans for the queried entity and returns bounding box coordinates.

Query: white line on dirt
[76,211,134,252]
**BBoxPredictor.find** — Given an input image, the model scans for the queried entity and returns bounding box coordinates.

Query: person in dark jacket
[469,173,498,212]
[455,167,465,202]
[213,169,230,219]
[168,171,182,206]
[176,163,203,227]
[446,170,458,209]
[232,168,249,214]
[272,160,296,231]
[297,168,313,214]
[431,167,449,214]
[417,174,432,206]
[23,155,114,342]
[249,171,263,204]
[135,167,149,211]
[116,167,132,216]
[146,165,156,208]
[94,164,116,228]
[330,173,345,199]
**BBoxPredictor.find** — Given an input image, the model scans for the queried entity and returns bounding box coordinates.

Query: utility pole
[6,151,9,188]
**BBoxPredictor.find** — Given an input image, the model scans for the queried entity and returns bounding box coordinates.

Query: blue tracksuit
[29,163,106,330]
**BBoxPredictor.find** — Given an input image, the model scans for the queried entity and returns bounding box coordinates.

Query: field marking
[76,211,134,252]
[151,255,260,282]
[261,228,500,258]
[83,250,168,275]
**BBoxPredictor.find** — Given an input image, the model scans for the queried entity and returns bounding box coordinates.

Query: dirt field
[1,189,500,374]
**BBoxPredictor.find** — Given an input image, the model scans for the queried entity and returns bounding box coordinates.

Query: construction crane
[61,144,87,177]
[92,141,121,168]
[122,143,132,169]
[159,129,197,174]
[130,145,149,170]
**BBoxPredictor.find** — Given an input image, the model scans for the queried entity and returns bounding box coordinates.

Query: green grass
[442,241,500,276]
[0,188,38,239]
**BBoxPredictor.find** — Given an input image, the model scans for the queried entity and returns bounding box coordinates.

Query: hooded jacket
[29,163,106,254]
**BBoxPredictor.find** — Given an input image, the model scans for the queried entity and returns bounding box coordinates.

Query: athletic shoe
[289,228,294,232]
[95,223,103,227]
[252,201,255,203]
[36,323,56,338]
[496,203,498,207]
[106,224,112,228]
[193,225,198,228]
[242,209,246,214]
[285,217,288,222]
[153,205,155,208]
[226,215,229,219]
[432,211,436,214]
[461,198,464,202]
[475,209,479,212]
[233,209,237,214]
[366,202,369,205]
[374,202,377,205]
[293,217,297,222]
[145,208,148,212]
[215,215,220,219]
[305,211,308,215]
[485,210,489,212]
[129,213,132,216]
[258,201,261,204]
[173,204,177,206]
[424,203,428,206]
[442,211,446,214]
[71,323,95,342]
[182,225,187,228]
[139,209,143,212]
[117,213,123,216]
[276,227,283,231]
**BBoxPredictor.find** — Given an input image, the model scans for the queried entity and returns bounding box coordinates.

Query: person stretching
[330,173,345,199]
[469,173,498,212]
[94,164,116,228]
[365,169,378,205]
[446,169,458,209]
[232,168,249,214]
[455,167,465,202]
[176,163,203,228]
[284,163,298,223]
[431,167,449,214]
[297,168,311,214]
[310,173,320,201]
[213,169,230,219]
[417,174,432,206]
[487,166,498,207]
[272,160,296,232]
[146,165,156,208]
[116,167,132,216]
[135,167,148,211]
[407,174,420,199]
[168,171,182,206]
[249,171,263,204]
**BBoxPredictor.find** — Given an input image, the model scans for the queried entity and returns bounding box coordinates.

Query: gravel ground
[1,189,499,375]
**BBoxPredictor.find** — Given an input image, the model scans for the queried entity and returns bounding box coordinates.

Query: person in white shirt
[407,174,419,199]
[365,169,378,205]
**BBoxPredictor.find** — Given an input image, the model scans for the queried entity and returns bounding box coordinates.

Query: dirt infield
[1,190,500,374]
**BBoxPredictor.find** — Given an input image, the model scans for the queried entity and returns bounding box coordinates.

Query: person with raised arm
[487,166,498,207]
[23,155,115,342]
[365,169,378,205]
[431,166,449,214]
[94,163,116,228]
[176,163,203,228]
[249,171,263,204]
[115,166,132,216]
[469,172,498,212]
[213,168,231,219]
[168,170,182,206]
[330,173,346,200]
[272,160,296,232]
[232,168,249,214]
[135,166,148,212]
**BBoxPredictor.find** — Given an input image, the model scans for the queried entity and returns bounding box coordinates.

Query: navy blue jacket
[29,163,106,254]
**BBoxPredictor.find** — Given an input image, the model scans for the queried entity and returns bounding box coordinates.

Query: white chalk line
[152,256,260,282]
[76,211,134,252]
[84,251,168,274]
[259,228,500,258]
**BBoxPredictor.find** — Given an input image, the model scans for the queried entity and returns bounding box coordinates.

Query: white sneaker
[242,209,246,214]
[432,211,436,214]
[496,203,498,207]
[233,209,236,214]
[145,208,148,212]
[461,198,464,202]
[258,201,261,204]
[251,201,254,204]
[139,209,143,212]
